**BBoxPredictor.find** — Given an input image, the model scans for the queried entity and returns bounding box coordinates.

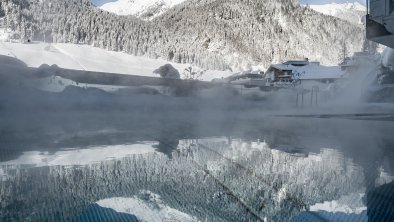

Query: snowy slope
[0,40,232,81]
[100,0,186,19]
[97,191,200,222]
[308,2,366,25]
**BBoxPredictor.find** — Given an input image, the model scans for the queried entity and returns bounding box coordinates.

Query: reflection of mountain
[1,136,384,221]
[180,139,366,220]
[0,152,260,221]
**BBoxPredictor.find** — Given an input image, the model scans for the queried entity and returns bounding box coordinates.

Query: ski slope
[0,40,232,81]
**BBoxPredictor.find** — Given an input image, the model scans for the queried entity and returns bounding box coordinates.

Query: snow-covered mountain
[1,0,365,70]
[100,0,186,20]
[103,0,367,24]
[308,2,366,24]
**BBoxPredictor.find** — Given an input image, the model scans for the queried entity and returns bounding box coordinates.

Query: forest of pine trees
[0,0,365,70]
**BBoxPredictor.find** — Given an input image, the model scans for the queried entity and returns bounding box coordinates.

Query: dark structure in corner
[366,0,394,48]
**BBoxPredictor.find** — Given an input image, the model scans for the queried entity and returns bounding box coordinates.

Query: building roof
[266,62,344,80]
[283,60,310,66]
[267,64,293,72]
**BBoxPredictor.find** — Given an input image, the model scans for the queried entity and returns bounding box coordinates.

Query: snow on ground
[0,28,11,41]
[308,2,366,25]
[100,0,186,19]
[97,190,200,222]
[0,39,232,81]
[0,142,157,167]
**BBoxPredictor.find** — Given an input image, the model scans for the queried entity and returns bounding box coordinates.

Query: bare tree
[182,66,205,80]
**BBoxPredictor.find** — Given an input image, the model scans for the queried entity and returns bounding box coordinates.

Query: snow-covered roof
[268,64,293,71]
[283,60,309,66]
[267,62,344,80]
[298,65,343,80]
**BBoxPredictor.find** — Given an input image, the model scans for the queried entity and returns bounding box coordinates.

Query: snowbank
[0,40,232,81]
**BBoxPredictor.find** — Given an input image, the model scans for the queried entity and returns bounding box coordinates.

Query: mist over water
[0,54,394,221]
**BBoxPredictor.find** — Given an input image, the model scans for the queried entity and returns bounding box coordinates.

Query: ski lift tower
[366,0,394,48]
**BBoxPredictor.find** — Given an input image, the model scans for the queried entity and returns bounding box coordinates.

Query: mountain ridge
[100,0,186,20]
[308,2,366,25]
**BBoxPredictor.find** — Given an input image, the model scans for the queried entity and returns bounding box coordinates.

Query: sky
[91,0,366,7]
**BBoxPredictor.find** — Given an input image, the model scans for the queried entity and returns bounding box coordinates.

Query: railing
[311,86,320,107]
[296,86,320,108]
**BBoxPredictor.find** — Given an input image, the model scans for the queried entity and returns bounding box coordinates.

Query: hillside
[0,0,365,70]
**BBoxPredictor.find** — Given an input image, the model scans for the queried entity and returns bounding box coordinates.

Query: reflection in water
[0,143,157,168]
[0,118,394,221]
[367,181,394,222]
[153,138,179,158]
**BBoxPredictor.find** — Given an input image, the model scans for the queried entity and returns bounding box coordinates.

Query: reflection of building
[184,139,366,219]
[264,60,343,87]
[0,152,260,222]
[153,138,179,158]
